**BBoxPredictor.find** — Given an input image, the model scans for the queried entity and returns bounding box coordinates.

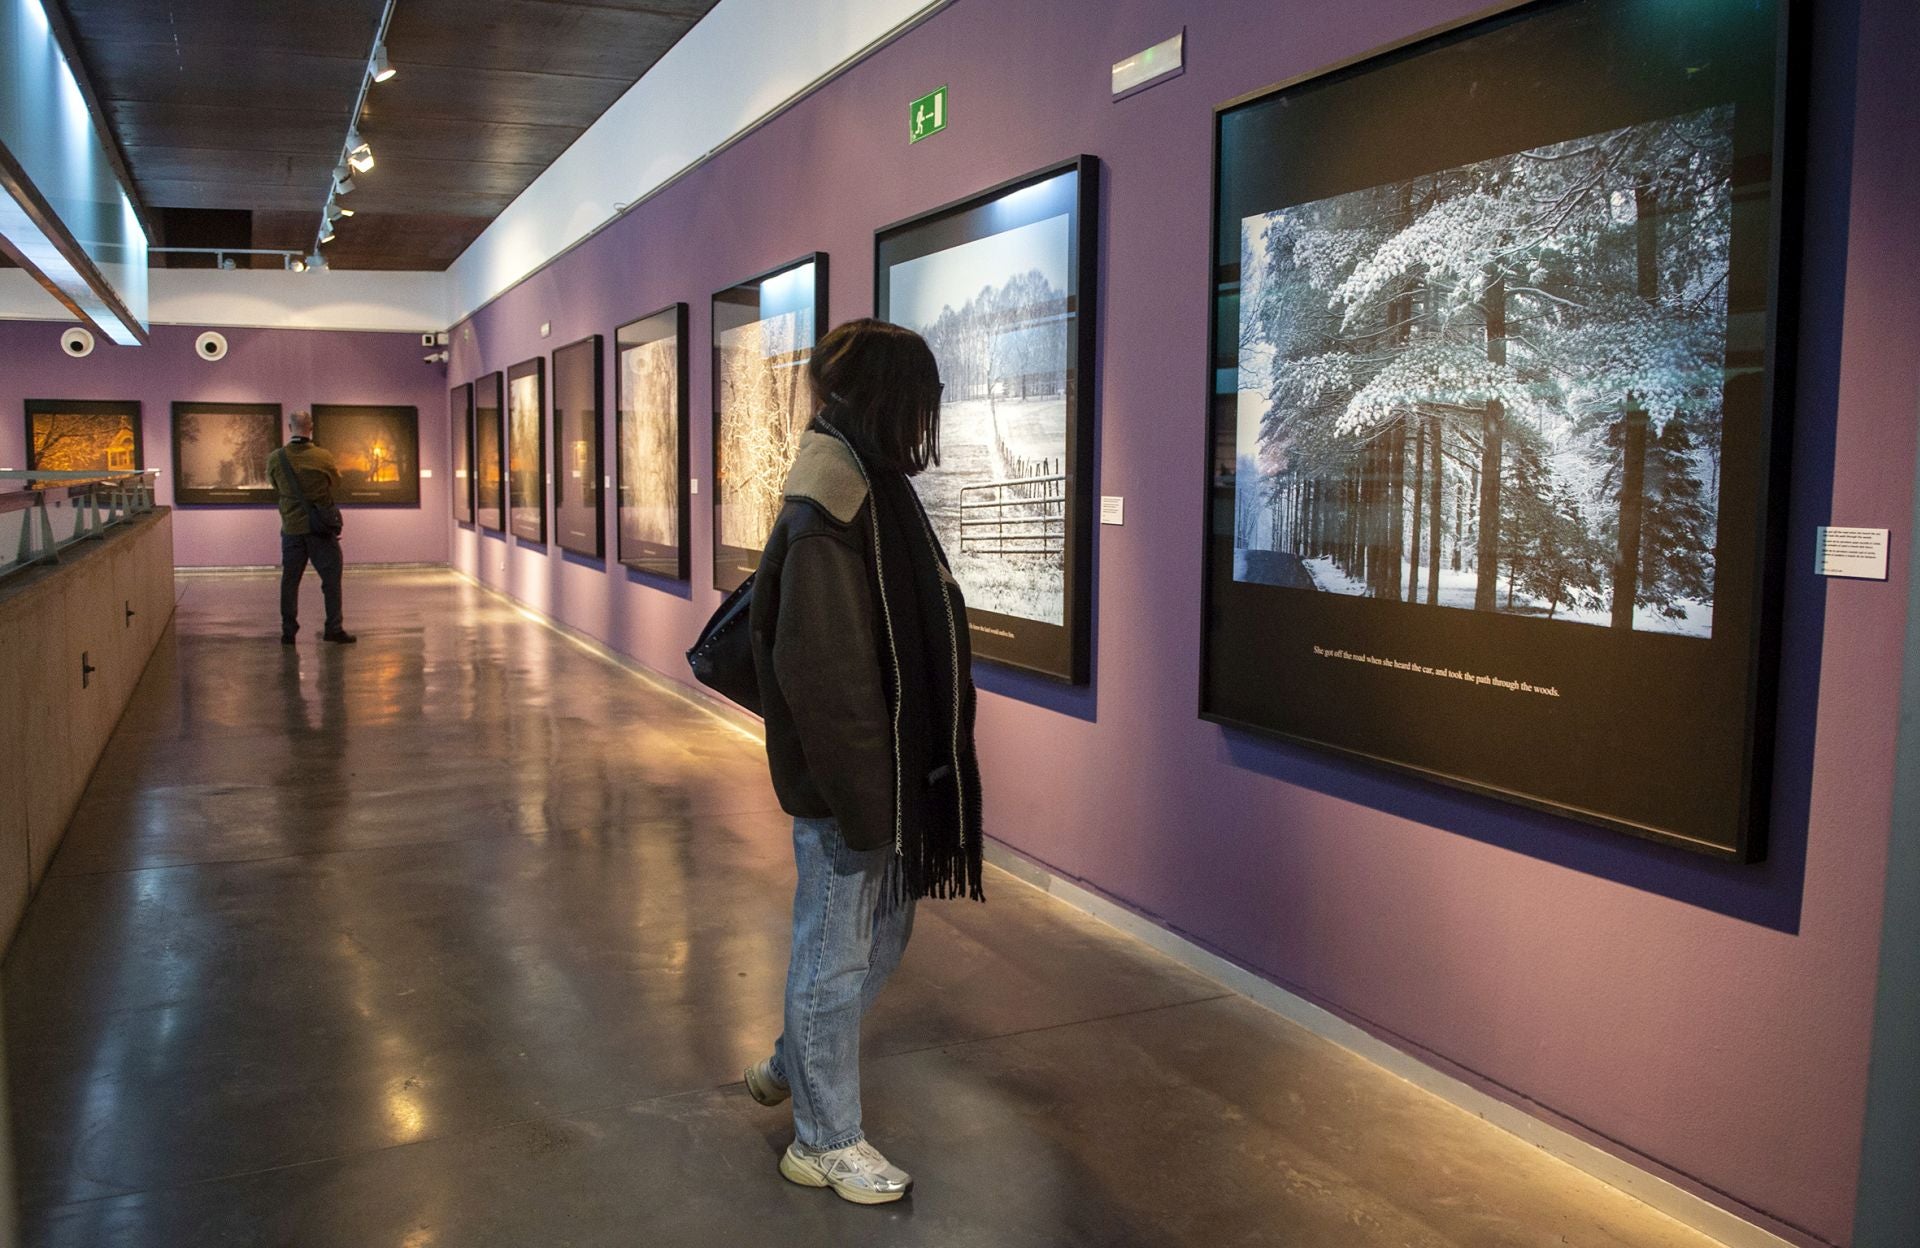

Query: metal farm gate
[959,459,1066,557]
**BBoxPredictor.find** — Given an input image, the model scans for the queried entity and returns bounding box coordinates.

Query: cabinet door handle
[81,651,97,689]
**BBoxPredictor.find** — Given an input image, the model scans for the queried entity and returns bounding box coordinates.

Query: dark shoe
[322,630,358,644]
[281,633,296,645]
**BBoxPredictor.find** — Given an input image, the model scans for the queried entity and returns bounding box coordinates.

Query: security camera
[423,350,449,365]
[195,331,228,361]
[60,327,96,358]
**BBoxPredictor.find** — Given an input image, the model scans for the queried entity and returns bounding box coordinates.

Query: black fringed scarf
[816,416,985,904]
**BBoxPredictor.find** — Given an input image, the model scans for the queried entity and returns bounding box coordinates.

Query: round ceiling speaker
[60,327,95,358]
[195,331,229,361]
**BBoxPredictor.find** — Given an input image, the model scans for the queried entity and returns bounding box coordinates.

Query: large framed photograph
[712,254,826,592]
[25,400,142,480]
[552,335,605,558]
[451,383,474,524]
[507,357,547,544]
[615,304,690,580]
[171,402,282,506]
[1203,0,1798,859]
[876,157,1099,683]
[474,371,506,533]
[311,405,420,506]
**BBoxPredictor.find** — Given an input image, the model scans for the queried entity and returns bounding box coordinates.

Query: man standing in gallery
[269,410,355,645]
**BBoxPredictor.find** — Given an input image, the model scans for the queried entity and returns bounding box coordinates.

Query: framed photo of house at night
[451,383,474,524]
[312,405,419,506]
[25,400,142,481]
[876,157,1099,683]
[1201,0,1797,859]
[507,357,547,544]
[170,402,282,506]
[711,254,825,593]
[474,371,506,533]
[615,304,690,581]
[551,334,605,559]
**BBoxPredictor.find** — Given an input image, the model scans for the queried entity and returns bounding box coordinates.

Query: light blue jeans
[770,816,917,1150]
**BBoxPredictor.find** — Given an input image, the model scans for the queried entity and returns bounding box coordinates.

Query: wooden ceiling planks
[59,0,720,270]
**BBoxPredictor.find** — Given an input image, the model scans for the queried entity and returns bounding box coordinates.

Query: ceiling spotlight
[325,202,346,222]
[217,255,237,271]
[336,204,355,218]
[319,226,337,245]
[348,142,375,173]
[332,163,355,193]
[371,43,395,83]
[306,252,328,271]
[290,257,308,273]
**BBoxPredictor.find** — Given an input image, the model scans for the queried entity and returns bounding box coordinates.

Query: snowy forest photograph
[888,212,1073,627]
[552,338,602,558]
[617,320,683,571]
[508,365,545,543]
[713,261,818,589]
[1234,105,1734,638]
[172,404,280,504]
[27,402,140,477]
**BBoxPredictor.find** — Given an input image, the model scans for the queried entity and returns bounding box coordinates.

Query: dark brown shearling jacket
[749,432,897,852]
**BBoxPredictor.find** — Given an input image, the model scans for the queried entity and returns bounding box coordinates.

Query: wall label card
[1815,527,1889,580]
[1101,496,1125,526]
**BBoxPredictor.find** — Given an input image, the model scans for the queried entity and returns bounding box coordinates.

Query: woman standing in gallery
[744,317,984,1204]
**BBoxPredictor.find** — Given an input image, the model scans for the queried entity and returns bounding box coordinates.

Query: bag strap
[271,447,329,534]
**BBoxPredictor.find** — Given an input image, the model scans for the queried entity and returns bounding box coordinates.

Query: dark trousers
[281,532,344,636]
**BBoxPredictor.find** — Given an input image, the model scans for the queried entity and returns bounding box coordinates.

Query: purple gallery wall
[446,0,1920,1243]
[0,321,451,567]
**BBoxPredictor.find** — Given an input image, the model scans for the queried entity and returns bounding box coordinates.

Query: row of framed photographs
[454,0,1798,862]
[452,155,1099,684]
[23,400,421,507]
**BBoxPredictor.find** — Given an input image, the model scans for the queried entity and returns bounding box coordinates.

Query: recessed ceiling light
[371,43,395,83]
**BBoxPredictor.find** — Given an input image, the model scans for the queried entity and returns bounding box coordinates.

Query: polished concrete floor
[4,569,1723,1247]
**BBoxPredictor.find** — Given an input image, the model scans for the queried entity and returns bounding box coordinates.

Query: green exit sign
[909,86,947,143]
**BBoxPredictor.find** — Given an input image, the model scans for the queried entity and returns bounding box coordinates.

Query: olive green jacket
[272,439,340,536]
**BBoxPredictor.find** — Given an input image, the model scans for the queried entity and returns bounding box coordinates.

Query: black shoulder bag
[271,448,343,539]
[686,574,762,716]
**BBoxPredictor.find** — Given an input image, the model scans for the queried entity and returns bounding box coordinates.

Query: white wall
[0,268,448,333]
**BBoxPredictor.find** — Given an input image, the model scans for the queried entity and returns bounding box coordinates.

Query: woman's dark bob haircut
[809,318,943,475]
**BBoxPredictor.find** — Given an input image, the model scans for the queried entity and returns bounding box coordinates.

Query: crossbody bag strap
[271,448,328,535]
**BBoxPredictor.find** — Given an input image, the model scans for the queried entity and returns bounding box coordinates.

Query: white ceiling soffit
[0,267,449,333]
[445,0,948,324]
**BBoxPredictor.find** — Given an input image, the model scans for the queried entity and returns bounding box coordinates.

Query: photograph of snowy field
[888,213,1072,626]
[617,307,686,576]
[508,363,545,543]
[1234,106,1733,639]
[172,403,280,504]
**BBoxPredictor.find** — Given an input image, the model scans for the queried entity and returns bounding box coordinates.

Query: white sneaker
[745,1056,789,1107]
[779,1139,913,1204]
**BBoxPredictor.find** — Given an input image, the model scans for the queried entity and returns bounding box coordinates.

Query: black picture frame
[24,399,143,480]
[1200,0,1801,860]
[450,383,474,525]
[311,405,420,507]
[474,371,506,533]
[170,401,283,506]
[711,253,827,593]
[614,303,691,581]
[551,335,605,559]
[507,357,547,544]
[875,156,1100,684]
